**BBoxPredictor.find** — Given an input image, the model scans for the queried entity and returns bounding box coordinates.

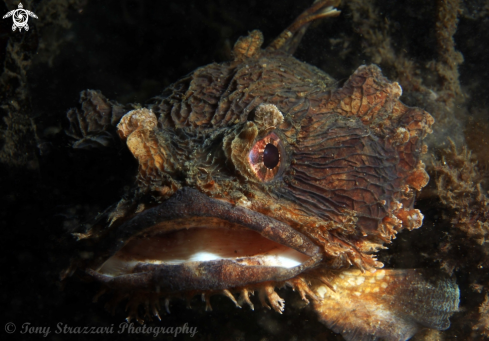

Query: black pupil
[263,143,280,169]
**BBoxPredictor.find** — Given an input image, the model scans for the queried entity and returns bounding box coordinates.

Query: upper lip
[84,188,323,292]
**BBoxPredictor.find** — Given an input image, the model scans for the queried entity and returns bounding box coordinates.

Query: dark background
[1,0,488,340]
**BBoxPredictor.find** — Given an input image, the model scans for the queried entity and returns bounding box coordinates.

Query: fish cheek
[285,114,396,232]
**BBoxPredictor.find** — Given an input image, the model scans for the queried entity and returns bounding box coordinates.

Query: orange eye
[248,132,285,182]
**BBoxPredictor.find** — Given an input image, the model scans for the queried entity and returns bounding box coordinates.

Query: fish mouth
[86,188,322,293]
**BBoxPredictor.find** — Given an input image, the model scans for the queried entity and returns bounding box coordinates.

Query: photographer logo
[3,3,38,32]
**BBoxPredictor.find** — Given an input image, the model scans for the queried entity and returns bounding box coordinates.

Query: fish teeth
[259,286,285,314]
[222,289,242,308]
[238,288,255,310]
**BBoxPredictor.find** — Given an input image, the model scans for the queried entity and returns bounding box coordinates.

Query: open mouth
[99,218,312,276]
[86,188,322,293]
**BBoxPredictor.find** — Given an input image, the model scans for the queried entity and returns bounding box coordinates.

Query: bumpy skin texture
[64,1,457,340]
[66,90,129,149]
[118,36,433,272]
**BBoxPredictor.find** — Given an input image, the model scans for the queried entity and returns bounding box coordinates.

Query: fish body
[63,1,459,340]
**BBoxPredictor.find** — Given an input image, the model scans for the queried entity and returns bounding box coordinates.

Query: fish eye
[248,132,285,182]
[263,144,280,169]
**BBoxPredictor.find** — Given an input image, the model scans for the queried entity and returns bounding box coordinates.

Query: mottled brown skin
[63,1,458,340]
[123,36,433,271]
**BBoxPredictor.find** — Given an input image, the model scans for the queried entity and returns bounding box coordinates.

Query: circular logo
[5,322,16,334]
[13,10,28,27]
